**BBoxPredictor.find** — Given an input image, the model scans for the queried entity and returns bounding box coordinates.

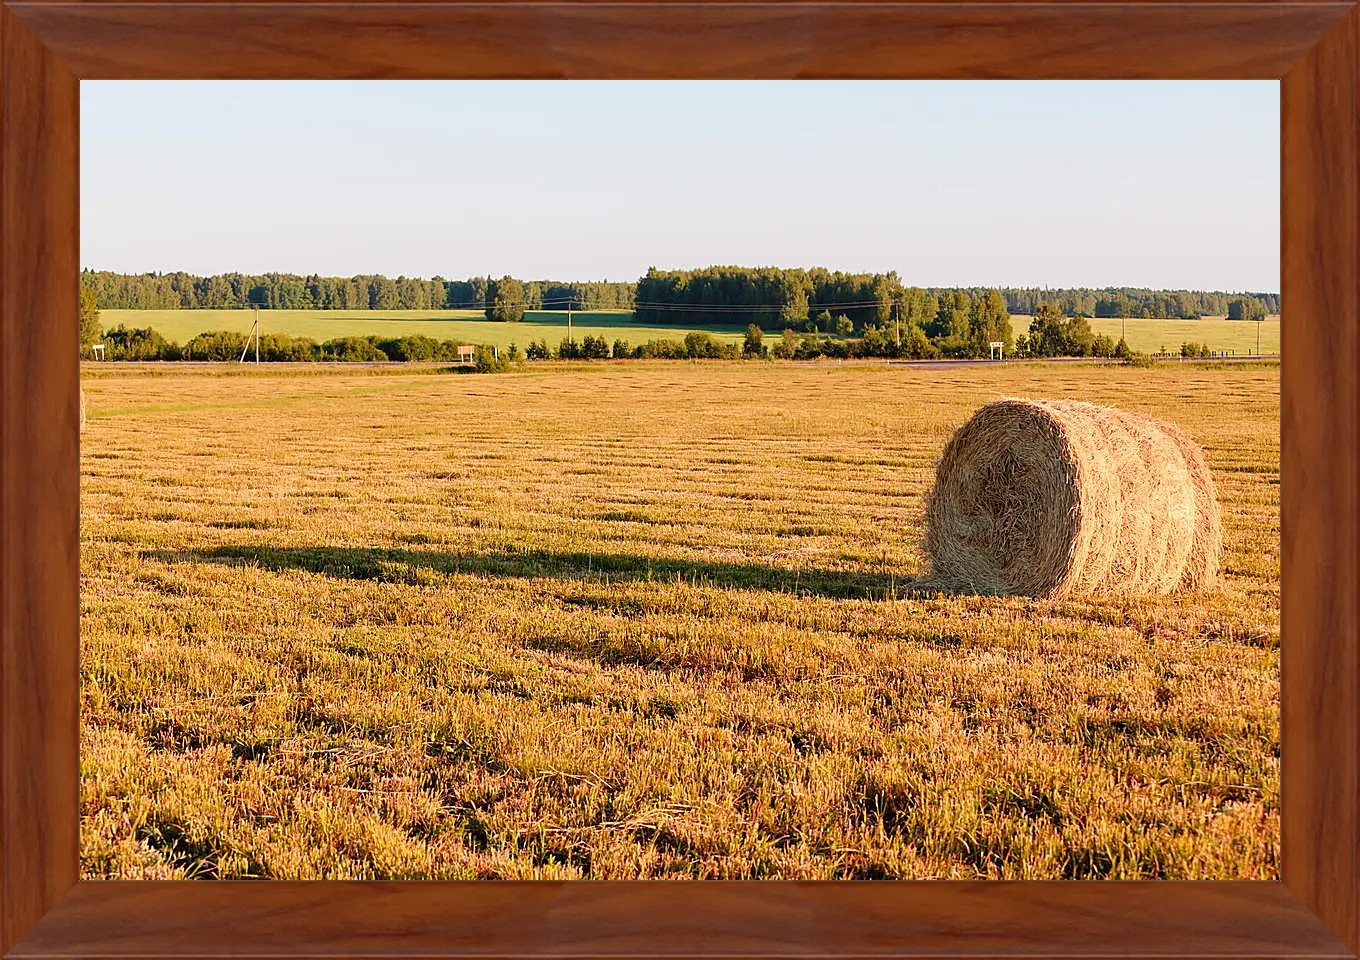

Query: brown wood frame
[0,2,1355,957]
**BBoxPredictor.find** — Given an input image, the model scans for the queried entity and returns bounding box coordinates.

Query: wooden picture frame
[1,2,1354,957]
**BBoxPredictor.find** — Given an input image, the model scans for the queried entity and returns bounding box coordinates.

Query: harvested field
[80,360,1280,879]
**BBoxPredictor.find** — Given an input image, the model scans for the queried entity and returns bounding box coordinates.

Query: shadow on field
[143,543,921,600]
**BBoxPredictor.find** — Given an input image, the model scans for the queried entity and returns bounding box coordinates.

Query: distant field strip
[1010,316,1279,356]
[100,309,748,352]
[102,309,1279,357]
[80,362,1279,880]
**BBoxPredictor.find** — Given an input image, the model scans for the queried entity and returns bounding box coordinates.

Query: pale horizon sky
[81,81,1280,293]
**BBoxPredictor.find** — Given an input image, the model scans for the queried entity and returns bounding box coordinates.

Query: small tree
[1114,337,1132,359]
[525,339,550,360]
[834,315,854,339]
[1228,298,1267,321]
[485,276,526,323]
[79,287,101,348]
[904,327,938,360]
[1060,315,1096,356]
[473,344,507,373]
[612,339,632,359]
[580,334,610,359]
[684,332,723,358]
[103,324,177,360]
[743,324,765,358]
[796,333,825,360]
[859,325,888,357]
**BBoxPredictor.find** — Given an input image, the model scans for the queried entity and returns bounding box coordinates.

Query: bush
[321,336,387,361]
[635,338,688,360]
[795,334,825,360]
[580,335,611,359]
[104,324,180,360]
[612,339,632,359]
[254,333,319,361]
[526,339,551,360]
[184,329,248,361]
[472,344,508,373]
[95,326,485,364]
[1028,304,1095,357]
[683,332,724,359]
[771,329,799,360]
[856,325,890,358]
[904,325,938,359]
[377,334,440,362]
[742,325,766,358]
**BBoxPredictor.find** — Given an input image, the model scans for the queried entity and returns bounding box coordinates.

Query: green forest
[82,267,1279,323]
[80,270,635,313]
[80,266,1280,363]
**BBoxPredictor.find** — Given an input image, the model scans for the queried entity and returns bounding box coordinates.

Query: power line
[174,295,902,313]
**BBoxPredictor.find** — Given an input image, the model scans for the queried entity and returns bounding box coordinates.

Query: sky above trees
[81,81,1278,291]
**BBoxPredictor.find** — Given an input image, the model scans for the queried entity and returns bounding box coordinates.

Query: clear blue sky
[81,81,1279,292]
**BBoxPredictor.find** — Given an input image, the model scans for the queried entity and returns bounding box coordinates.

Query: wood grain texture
[3,2,1349,80]
[9,880,1355,959]
[4,0,1345,5]
[1283,4,1360,953]
[0,2,79,954]
[0,2,1357,959]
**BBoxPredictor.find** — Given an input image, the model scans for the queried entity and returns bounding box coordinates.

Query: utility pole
[240,304,261,363]
[1257,316,1261,356]
[567,295,573,344]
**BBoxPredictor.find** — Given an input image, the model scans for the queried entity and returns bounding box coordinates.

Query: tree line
[93,325,507,371]
[632,267,1278,329]
[79,269,635,312]
[990,287,1278,319]
[632,268,1005,358]
[82,267,1278,322]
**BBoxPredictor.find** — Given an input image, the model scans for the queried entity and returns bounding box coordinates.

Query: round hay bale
[1155,417,1223,593]
[923,398,1221,597]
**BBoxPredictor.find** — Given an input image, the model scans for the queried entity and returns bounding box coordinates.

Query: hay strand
[923,398,1221,598]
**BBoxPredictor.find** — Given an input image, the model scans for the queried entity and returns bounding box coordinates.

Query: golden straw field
[80,360,1280,880]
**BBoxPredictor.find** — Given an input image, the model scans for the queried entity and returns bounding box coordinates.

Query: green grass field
[100,310,1279,357]
[99,309,748,352]
[1011,316,1279,356]
[80,361,1278,880]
